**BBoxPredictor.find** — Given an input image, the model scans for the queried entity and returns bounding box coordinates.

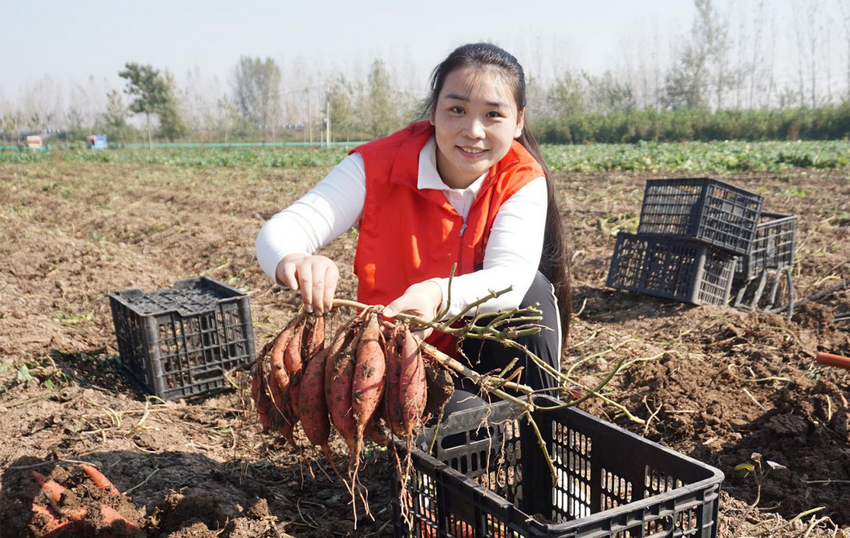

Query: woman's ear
[514,108,525,138]
[429,108,436,126]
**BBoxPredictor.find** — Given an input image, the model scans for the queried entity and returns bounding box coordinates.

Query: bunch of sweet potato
[251,309,454,466]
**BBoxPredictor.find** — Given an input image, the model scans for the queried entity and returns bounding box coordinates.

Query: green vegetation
[535,105,850,144]
[542,140,850,173]
[2,140,849,173]
[0,146,351,168]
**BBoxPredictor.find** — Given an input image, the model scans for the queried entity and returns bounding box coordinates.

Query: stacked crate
[733,212,798,284]
[607,178,767,306]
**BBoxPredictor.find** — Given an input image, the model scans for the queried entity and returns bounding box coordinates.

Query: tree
[365,59,398,137]
[157,71,188,142]
[65,106,85,132]
[548,72,585,117]
[231,56,282,136]
[547,72,587,143]
[1,110,23,144]
[584,71,635,113]
[215,94,239,144]
[119,63,169,149]
[840,0,850,100]
[328,75,355,141]
[662,0,730,110]
[103,89,128,145]
[20,75,63,133]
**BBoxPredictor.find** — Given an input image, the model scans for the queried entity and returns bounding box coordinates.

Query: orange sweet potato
[252,343,273,432]
[270,326,294,417]
[284,320,307,417]
[326,347,357,453]
[324,322,360,453]
[298,347,331,447]
[399,326,427,437]
[383,326,403,436]
[423,355,455,418]
[365,416,388,447]
[304,314,326,358]
[352,313,386,453]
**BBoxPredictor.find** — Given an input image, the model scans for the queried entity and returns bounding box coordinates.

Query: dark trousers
[443,270,562,415]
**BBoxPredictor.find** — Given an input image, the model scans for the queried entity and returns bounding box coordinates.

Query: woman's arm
[255,153,366,313]
[429,176,548,317]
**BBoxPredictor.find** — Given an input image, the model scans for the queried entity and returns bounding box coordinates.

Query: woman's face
[430,66,525,189]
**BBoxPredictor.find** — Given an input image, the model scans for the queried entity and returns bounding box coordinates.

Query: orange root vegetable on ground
[30,465,141,538]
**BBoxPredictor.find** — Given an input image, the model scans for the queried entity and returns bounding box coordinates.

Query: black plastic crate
[606,232,737,306]
[392,394,723,538]
[734,212,797,282]
[108,277,256,400]
[637,178,763,256]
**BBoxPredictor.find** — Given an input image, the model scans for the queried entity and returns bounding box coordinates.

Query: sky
[1,0,846,105]
[1,1,699,93]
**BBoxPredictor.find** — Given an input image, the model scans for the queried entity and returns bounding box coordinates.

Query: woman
[256,43,571,398]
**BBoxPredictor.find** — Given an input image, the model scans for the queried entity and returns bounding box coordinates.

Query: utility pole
[307,87,313,146]
[326,83,331,146]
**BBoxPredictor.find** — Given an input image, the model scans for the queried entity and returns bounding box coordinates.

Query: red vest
[351,121,543,354]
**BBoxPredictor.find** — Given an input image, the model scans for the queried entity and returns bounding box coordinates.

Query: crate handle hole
[193,369,223,381]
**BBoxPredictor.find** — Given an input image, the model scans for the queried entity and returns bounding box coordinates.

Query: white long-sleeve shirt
[256,136,547,317]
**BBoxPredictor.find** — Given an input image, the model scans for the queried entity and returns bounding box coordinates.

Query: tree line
[2,0,849,146]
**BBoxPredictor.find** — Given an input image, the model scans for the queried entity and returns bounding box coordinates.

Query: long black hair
[422,43,572,345]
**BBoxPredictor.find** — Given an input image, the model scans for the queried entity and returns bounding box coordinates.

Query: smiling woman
[256,43,572,407]
[430,65,525,189]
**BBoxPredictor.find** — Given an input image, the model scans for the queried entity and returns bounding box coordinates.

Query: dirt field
[0,160,847,537]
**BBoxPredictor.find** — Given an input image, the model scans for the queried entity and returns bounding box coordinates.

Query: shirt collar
[417,136,487,196]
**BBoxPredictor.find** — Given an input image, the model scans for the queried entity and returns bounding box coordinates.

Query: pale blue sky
[1,0,845,103]
[1,1,701,89]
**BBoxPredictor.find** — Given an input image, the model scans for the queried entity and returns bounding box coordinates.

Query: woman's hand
[382,282,443,339]
[276,253,339,315]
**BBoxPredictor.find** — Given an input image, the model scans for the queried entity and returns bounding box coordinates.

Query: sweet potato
[326,348,357,453]
[292,316,324,418]
[299,347,332,447]
[398,326,427,437]
[269,326,294,416]
[285,320,307,417]
[304,314,326,358]
[277,412,296,445]
[423,355,455,418]
[365,416,388,447]
[252,345,272,432]
[80,464,119,496]
[325,322,360,453]
[352,313,386,454]
[383,326,403,436]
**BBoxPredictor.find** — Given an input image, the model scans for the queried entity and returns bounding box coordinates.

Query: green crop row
[0,146,352,168]
[542,140,850,173]
[1,140,849,173]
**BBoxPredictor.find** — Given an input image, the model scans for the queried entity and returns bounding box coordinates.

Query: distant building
[26,136,45,151]
[86,135,108,150]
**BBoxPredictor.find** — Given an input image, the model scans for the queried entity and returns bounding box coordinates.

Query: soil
[0,161,847,537]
